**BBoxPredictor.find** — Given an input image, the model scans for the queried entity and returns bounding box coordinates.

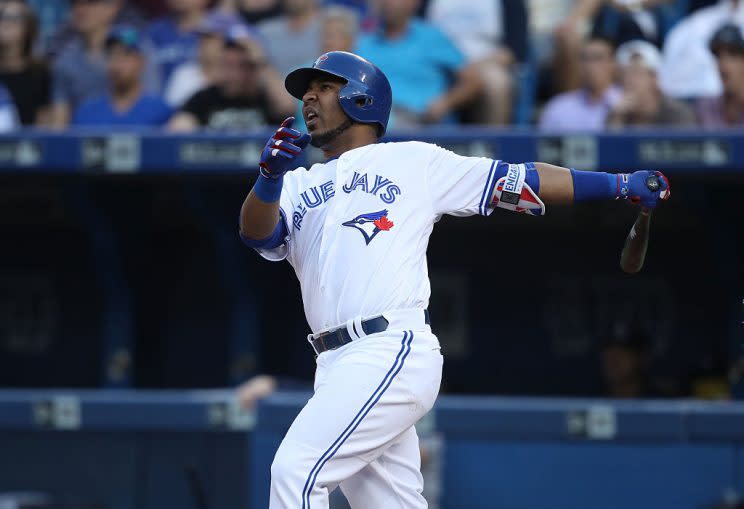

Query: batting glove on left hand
[617,170,671,209]
[259,117,311,179]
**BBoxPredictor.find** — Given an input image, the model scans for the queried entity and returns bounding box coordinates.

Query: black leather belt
[310,309,430,356]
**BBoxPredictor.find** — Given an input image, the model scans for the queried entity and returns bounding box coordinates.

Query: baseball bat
[184,464,210,509]
[619,175,659,274]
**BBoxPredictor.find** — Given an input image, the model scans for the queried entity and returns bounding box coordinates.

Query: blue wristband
[252,173,283,203]
[570,169,618,202]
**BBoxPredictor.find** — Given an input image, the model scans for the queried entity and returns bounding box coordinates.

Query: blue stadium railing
[0,128,743,173]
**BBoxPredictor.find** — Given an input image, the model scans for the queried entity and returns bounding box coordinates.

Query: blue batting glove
[259,117,311,179]
[616,170,671,209]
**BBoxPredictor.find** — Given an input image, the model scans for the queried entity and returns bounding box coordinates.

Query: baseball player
[239,51,670,509]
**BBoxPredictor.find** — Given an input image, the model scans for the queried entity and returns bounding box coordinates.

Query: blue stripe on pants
[301,330,415,509]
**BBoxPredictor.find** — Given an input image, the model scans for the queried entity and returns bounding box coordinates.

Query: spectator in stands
[606,40,696,127]
[0,83,19,131]
[164,11,240,107]
[257,0,321,76]
[0,0,52,126]
[697,23,744,126]
[72,27,172,126]
[539,35,621,131]
[427,0,527,125]
[46,0,147,58]
[356,0,482,127]
[51,0,158,127]
[218,0,283,24]
[660,0,744,98]
[551,0,676,94]
[147,0,211,86]
[26,0,71,53]
[168,26,294,131]
[320,5,357,54]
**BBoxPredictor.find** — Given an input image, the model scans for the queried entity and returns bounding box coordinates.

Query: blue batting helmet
[285,51,392,136]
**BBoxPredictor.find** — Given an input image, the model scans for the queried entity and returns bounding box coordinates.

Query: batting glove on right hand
[617,170,671,209]
[259,117,311,179]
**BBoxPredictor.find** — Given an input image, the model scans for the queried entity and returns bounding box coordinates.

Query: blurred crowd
[0,0,743,133]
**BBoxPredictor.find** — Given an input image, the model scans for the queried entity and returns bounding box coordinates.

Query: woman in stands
[0,0,52,126]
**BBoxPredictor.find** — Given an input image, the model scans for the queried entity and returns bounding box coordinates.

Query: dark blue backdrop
[0,130,740,399]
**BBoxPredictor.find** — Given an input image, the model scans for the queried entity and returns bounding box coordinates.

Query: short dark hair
[709,23,744,56]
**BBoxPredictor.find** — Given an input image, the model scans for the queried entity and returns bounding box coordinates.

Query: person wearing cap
[696,23,744,126]
[606,39,696,127]
[660,0,744,98]
[163,11,240,107]
[168,25,294,131]
[72,26,172,126]
[50,0,160,127]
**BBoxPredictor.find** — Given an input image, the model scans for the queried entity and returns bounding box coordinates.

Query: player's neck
[321,126,378,160]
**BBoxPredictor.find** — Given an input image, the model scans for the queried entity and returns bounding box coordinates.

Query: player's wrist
[570,169,620,202]
[252,172,284,203]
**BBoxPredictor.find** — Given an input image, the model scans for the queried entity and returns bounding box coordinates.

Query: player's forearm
[533,162,574,204]
[531,163,667,206]
[239,181,282,240]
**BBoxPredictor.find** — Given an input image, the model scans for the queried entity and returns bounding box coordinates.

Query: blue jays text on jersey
[292,171,401,231]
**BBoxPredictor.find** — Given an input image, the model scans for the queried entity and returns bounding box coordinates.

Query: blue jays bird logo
[341,210,394,245]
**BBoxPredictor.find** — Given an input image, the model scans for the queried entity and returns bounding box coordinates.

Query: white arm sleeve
[425,144,499,217]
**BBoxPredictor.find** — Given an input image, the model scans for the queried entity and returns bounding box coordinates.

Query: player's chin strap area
[490,162,545,216]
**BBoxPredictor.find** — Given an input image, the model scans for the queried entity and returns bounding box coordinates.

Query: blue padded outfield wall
[0,390,743,509]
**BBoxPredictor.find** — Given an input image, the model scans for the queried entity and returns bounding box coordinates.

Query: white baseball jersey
[256,141,499,334]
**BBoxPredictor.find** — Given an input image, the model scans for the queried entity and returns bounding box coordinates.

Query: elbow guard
[239,210,289,249]
[490,161,545,216]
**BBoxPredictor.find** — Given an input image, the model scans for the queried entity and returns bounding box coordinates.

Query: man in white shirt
[239,51,670,509]
[660,0,744,98]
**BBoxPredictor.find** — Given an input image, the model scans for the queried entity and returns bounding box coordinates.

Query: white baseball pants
[269,326,443,509]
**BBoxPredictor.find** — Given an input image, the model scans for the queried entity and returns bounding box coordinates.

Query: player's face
[302,77,350,143]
